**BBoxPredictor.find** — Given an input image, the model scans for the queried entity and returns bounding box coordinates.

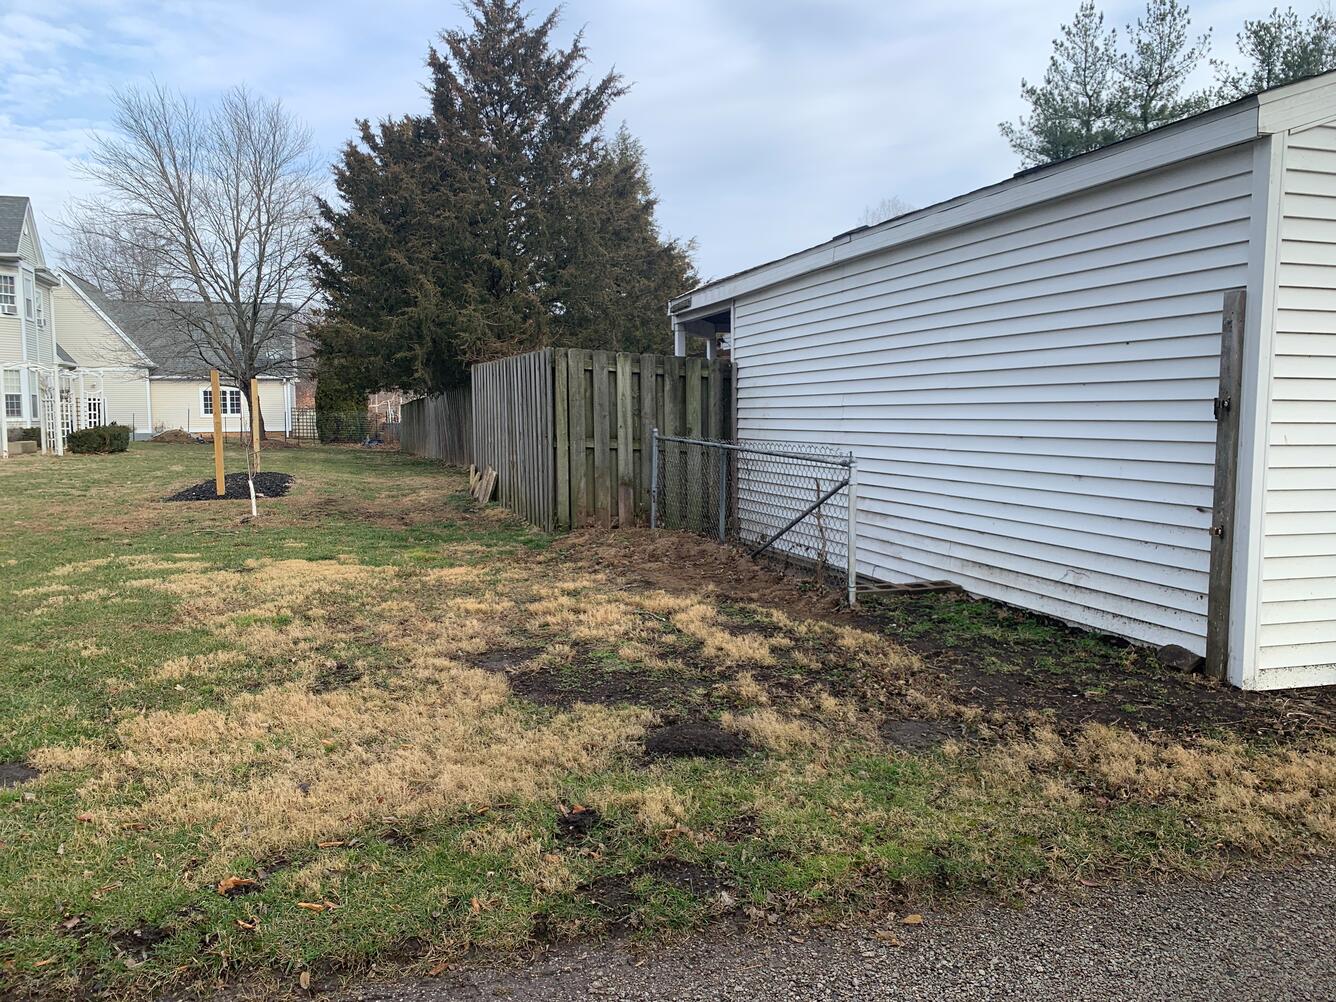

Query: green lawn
[1,443,1332,998]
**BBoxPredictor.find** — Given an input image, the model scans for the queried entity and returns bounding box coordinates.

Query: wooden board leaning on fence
[468,464,497,504]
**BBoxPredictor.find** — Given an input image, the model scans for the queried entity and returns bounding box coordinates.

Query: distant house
[670,71,1336,691]
[96,297,298,437]
[52,272,155,434]
[1,193,298,456]
[0,196,62,449]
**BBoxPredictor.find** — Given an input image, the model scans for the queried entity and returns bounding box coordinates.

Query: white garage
[670,71,1336,691]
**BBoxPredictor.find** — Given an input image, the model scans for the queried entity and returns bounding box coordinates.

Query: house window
[202,387,243,416]
[35,290,44,330]
[0,276,14,314]
[3,371,19,418]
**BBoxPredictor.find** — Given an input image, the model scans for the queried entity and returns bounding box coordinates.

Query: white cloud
[0,0,1308,276]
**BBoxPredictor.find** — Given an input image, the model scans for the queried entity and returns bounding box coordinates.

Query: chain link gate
[650,431,858,605]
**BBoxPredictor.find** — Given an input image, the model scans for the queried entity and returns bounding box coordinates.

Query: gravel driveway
[339,860,1335,1002]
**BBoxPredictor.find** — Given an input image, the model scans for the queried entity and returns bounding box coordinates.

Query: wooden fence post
[554,350,571,529]
[639,353,658,523]
[1206,288,1246,682]
[591,350,612,528]
[616,352,634,526]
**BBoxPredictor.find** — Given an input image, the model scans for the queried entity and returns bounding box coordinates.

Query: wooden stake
[210,369,225,496]
[249,377,261,468]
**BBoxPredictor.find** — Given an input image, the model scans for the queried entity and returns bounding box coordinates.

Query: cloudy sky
[0,0,1293,281]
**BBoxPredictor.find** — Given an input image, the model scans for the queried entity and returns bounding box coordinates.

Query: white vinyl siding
[1256,122,1336,687]
[731,145,1254,652]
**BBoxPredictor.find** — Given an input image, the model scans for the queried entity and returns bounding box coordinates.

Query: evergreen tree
[999,1,1121,167]
[311,0,695,394]
[1216,6,1336,99]
[1003,0,1211,167]
[1116,0,1211,132]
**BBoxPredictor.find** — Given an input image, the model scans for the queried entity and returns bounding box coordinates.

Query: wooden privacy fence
[459,348,731,531]
[556,349,730,530]
[400,386,473,466]
[472,349,557,529]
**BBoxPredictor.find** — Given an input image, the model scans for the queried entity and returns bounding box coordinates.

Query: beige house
[52,273,297,439]
[52,272,155,435]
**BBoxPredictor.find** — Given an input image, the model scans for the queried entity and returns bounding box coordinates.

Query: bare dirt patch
[644,721,750,759]
[0,761,40,787]
[879,719,961,751]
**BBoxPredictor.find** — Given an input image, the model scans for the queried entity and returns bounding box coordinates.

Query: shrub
[67,423,131,454]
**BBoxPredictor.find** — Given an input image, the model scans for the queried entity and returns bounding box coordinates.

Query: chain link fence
[651,433,858,604]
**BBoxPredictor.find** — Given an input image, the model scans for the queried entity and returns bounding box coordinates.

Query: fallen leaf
[427,960,451,976]
[75,812,94,823]
[32,958,55,968]
[297,901,336,912]
[235,918,258,931]
[59,916,82,931]
[299,970,311,990]
[901,913,924,926]
[216,876,257,897]
[316,840,345,849]
[470,896,482,914]
[873,930,903,946]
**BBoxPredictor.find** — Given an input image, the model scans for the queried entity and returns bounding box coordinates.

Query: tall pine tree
[1003,0,1209,167]
[1216,6,1336,99]
[311,0,695,394]
[999,1,1121,167]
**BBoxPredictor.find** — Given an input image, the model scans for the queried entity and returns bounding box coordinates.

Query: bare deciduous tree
[70,83,320,437]
[858,196,916,227]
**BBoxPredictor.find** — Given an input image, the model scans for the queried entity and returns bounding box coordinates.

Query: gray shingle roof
[0,196,30,255]
[101,298,297,379]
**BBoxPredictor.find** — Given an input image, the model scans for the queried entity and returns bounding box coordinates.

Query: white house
[670,71,1336,691]
[0,196,107,457]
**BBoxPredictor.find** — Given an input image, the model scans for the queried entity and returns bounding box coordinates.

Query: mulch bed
[164,472,294,502]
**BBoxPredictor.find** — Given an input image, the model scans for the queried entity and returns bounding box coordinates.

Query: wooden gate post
[1205,289,1246,681]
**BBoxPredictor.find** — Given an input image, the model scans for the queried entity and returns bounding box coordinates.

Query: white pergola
[1,362,109,460]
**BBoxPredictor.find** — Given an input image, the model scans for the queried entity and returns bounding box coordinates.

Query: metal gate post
[716,444,727,542]
[846,454,858,607]
[649,427,659,530]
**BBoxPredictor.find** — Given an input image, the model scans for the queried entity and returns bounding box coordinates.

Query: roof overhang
[670,71,1336,324]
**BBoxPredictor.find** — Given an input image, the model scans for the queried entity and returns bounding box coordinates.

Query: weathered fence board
[400,387,472,465]
[472,349,555,530]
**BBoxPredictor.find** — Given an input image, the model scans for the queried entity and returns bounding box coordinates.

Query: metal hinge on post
[1212,396,1232,420]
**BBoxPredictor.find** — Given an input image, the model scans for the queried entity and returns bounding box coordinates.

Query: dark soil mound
[165,472,294,502]
[0,762,39,787]
[150,429,201,444]
[555,806,601,841]
[644,721,750,759]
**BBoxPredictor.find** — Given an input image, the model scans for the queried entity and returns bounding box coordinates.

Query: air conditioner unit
[0,305,15,316]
